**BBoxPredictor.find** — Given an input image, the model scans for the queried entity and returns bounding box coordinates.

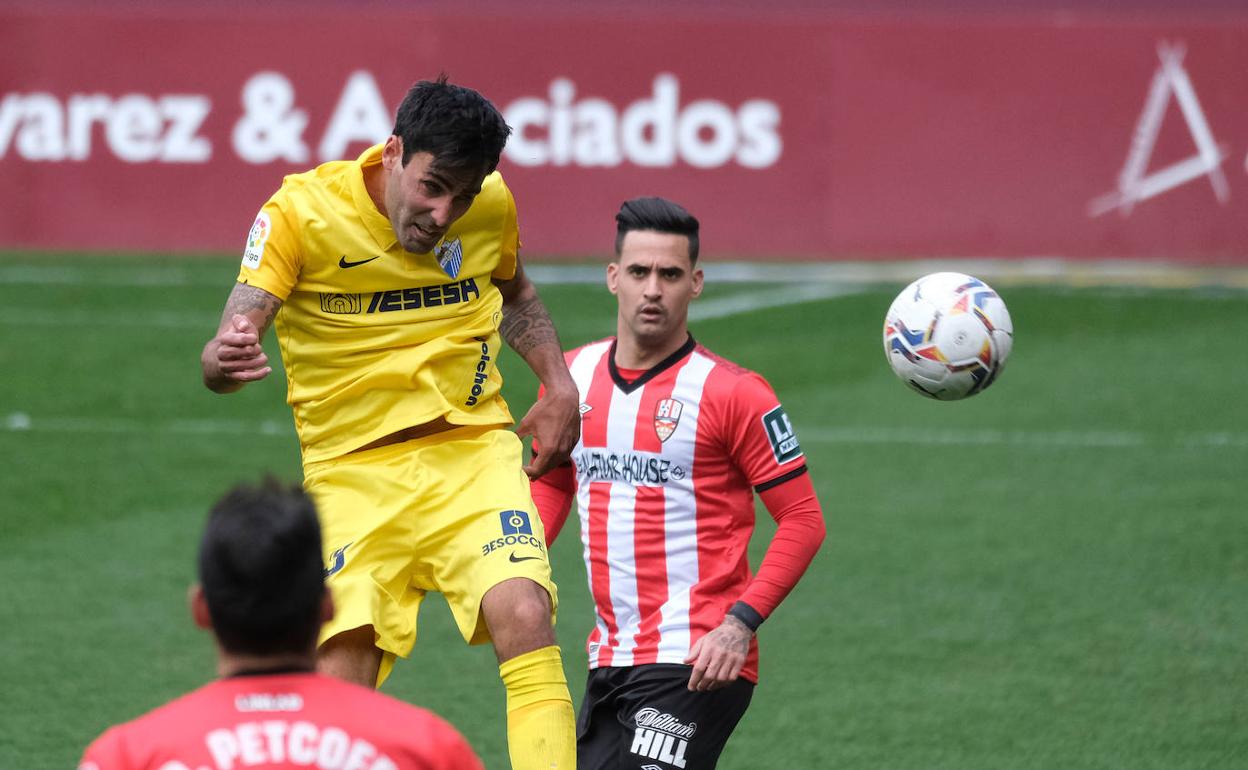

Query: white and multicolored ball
[882,272,1014,400]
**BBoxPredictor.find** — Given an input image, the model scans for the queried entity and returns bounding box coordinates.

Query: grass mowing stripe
[0,309,217,328]
[0,264,218,286]
[7,413,1247,450]
[4,262,1246,770]
[3,413,293,436]
[7,289,848,329]
[803,426,1248,449]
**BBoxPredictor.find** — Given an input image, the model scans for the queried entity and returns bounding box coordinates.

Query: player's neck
[614,328,690,370]
[217,649,317,679]
[362,161,388,218]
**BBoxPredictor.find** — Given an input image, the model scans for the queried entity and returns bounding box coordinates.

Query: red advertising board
[2,3,1247,261]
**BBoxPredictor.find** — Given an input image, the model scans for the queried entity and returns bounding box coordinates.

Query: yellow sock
[499,645,576,770]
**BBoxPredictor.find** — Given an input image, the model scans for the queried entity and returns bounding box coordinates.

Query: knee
[483,579,555,641]
[508,589,554,632]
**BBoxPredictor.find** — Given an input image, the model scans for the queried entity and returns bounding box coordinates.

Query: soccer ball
[882,272,1013,400]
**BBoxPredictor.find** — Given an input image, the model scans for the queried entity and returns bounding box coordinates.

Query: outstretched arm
[494,263,580,478]
[201,283,283,394]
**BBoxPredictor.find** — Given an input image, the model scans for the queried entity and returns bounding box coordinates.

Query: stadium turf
[1,254,1245,769]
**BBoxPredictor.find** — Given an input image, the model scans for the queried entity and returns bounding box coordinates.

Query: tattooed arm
[201,283,284,394]
[494,262,580,478]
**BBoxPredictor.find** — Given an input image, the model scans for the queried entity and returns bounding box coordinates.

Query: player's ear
[189,584,213,630]
[606,261,620,295]
[691,267,704,298]
[381,135,403,171]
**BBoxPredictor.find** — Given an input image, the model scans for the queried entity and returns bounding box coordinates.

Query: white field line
[692,284,863,320]
[5,412,1245,450]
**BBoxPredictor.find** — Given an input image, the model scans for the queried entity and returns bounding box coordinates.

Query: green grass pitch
[1,254,1245,769]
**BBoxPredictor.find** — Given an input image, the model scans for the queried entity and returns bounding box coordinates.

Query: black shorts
[577,664,754,770]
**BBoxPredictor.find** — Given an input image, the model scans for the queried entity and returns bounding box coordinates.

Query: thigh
[614,665,755,770]
[576,668,635,770]
[415,428,559,645]
[304,444,428,661]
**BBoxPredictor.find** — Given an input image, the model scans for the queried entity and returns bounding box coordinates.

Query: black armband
[726,601,764,632]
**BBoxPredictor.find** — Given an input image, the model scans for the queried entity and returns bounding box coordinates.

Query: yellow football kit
[235,143,557,667]
[238,143,517,465]
[304,424,557,683]
[235,142,574,770]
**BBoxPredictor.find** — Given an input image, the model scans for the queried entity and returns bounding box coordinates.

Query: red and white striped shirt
[532,336,825,683]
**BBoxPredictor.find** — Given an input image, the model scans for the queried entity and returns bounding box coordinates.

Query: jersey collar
[608,334,697,394]
[350,143,399,254]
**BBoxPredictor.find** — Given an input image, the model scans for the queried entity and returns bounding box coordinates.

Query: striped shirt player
[530,197,826,770]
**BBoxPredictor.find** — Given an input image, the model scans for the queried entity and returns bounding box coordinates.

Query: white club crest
[653,398,684,443]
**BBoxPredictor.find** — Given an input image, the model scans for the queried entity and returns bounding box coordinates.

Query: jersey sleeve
[718,372,825,620]
[235,186,303,300]
[737,471,826,619]
[414,711,486,770]
[79,726,131,770]
[529,380,577,544]
[490,175,519,281]
[721,373,807,488]
[531,463,575,545]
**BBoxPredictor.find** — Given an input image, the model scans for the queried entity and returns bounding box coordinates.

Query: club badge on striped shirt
[654,398,684,442]
[435,237,463,278]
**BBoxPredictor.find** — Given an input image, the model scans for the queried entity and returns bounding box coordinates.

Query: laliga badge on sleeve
[242,211,271,269]
[762,405,803,464]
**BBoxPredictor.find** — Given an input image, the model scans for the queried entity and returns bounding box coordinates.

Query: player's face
[608,230,703,346]
[381,137,484,254]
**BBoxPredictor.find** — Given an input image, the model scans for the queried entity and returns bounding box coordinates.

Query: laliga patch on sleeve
[761,405,803,464]
[242,212,271,269]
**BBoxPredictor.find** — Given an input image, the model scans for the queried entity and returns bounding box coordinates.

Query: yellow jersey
[237,143,518,463]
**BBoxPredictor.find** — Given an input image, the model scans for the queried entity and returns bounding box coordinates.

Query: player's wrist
[726,601,763,633]
[542,377,578,401]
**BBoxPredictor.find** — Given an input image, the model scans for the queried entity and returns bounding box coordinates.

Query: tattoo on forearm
[223,284,283,336]
[500,295,560,357]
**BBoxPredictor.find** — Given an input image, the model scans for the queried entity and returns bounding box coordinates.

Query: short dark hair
[614,197,700,264]
[198,477,325,656]
[392,75,512,176]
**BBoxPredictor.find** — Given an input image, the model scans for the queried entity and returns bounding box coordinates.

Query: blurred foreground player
[530,197,827,769]
[199,77,577,769]
[79,478,483,770]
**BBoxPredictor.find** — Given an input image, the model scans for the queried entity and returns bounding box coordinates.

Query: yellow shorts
[303,425,557,684]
